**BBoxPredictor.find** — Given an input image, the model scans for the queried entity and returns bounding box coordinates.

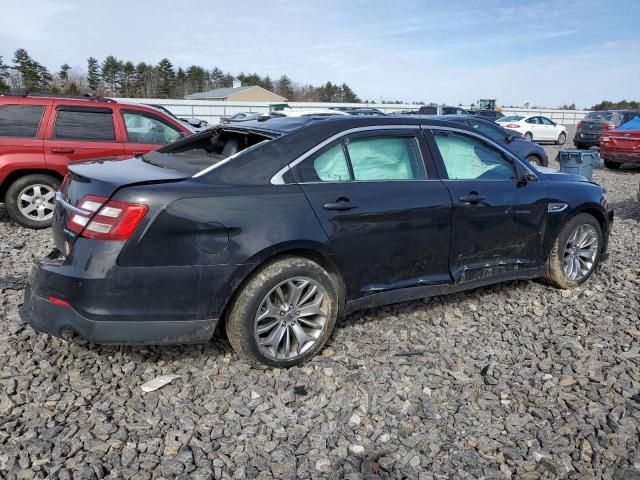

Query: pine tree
[0,56,8,91]
[155,58,175,98]
[276,75,294,100]
[58,64,71,80]
[12,48,51,91]
[101,56,123,95]
[120,61,135,97]
[340,83,360,103]
[87,57,100,91]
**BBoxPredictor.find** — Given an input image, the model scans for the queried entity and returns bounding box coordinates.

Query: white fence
[114,98,588,125]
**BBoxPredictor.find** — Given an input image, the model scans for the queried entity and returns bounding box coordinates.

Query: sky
[1,0,639,107]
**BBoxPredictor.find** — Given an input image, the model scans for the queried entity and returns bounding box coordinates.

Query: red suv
[0,93,192,228]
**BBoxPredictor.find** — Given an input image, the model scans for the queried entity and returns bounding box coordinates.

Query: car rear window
[584,111,621,123]
[418,106,437,115]
[53,107,116,141]
[0,105,45,138]
[498,116,523,122]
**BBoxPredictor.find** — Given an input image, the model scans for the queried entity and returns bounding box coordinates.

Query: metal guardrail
[114,98,589,125]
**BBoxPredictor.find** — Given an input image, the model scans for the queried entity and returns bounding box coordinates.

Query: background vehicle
[497,114,567,144]
[144,104,207,131]
[424,115,548,166]
[574,110,640,149]
[471,109,504,121]
[269,109,349,118]
[329,107,385,115]
[220,112,263,124]
[417,105,469,115]
[600,116,640,169]
[0,92,192,228]
[22,116,612,368]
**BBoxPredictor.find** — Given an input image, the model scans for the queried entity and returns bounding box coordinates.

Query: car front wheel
[5,174,60,229]
[556,132,567,145]
[524,132,533,142]
[526,155,542,167]
[544,213,602,289]
[604,159,621,170]
[226,256,340,367]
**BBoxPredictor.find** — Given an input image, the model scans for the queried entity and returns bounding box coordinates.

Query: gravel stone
[0,131,639,478]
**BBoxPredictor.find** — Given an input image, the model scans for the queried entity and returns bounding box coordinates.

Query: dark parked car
[471,109,504,121]
[418,105,469,115]
[220,112,263,124]
[22,116,613,367]
[424,115,548,167]
[329,107,386,116]
[574,110,640,149]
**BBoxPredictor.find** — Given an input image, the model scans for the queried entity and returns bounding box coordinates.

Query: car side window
[468,119,505,142]
[526,117,539,124]
[0,105,45,138]
[296,142,351,183]
[433,132,516,181]
[54,107,115,141]
[540,117,554,125]
[346,136,426,181]
[122,111,183,144]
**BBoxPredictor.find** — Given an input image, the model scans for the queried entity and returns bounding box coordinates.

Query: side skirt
[344,266,545,315]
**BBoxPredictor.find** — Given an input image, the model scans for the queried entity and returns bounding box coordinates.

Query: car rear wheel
[544,213,602,289]
[5,174,60,229]
[225,256,339,367]
[526,155,542,167]
[556,132,567,145]
[524,132,533,142]
[574,143,586,150]
[604,159,621,170]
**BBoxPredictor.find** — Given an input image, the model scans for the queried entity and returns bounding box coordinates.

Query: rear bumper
[573,133,601,147]
[20,285,217,344]
[600,151,640,164]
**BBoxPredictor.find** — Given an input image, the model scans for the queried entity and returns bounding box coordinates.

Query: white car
[497,115,567,144]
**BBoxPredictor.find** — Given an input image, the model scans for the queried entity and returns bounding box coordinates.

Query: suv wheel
[556,132,567,145]
[5,174,60,229]
[526,155,542,167]
[604,159,621,170]
[544,213,602,289]
[524,132,533,141]
[226,256,339,367]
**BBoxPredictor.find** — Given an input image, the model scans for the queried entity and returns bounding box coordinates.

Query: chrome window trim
[270,125,419,185]
[270,124,536,185]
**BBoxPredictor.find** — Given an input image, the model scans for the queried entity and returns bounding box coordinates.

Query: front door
[426,128,548,282]
[293,128,452,298]
[44,104,125,172]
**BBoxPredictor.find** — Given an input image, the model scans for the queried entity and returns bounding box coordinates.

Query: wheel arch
[213,242,348,330]
[0,169,64,200]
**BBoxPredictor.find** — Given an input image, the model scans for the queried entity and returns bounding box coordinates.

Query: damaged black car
[21,116,614,367]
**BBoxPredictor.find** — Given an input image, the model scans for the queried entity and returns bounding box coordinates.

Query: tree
[12,48,51,91]
[101,55,122,94]
[87,57,100,91]
[155,58,175,98]
[58,63,71,80]
[0,56,9,91]
[275,75,294,100]
[339,83,360,103]
[120,61,136,97]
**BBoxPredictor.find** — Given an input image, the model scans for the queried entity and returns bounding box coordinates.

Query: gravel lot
[1,126,639,479]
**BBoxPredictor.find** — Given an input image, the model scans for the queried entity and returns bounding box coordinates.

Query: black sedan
[21,116,613,367]
[423,115,549,167]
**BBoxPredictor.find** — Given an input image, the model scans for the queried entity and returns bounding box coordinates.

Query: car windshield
[498,116,523,122]
[584,111,621,123]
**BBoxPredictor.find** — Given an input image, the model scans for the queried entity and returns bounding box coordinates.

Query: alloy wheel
[254,277,328,361]
[17,184,56,222]
[563,224,598,282]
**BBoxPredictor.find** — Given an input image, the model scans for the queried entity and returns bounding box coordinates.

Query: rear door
[117,108,186,156]
[44,103,126,172]
[539,116,558,140]
[0,102,49,181]
[425,127,548,282]
[292,127,452,297]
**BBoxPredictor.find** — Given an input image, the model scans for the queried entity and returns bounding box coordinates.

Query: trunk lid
[605,130,640,151]
[53,155,190,252]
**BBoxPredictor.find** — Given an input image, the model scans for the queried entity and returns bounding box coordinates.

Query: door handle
[51,147,74,154]
[459,194,486,204]
[323,198,357,211]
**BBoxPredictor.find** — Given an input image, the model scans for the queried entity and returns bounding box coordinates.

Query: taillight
[505,124,520,128]
[66,195,148,240]
[576,121,582,129]
[601,136,610,143]
[602,123,615,130]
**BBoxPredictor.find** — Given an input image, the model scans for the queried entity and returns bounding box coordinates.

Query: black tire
[524,132,533,142]
[556,132,567,145]
[574,143,586,150]
[526,155,542,167]
[225,256,340,367]
[604,159,621,170]
[4,174,60,229]
[544,213,602,289]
